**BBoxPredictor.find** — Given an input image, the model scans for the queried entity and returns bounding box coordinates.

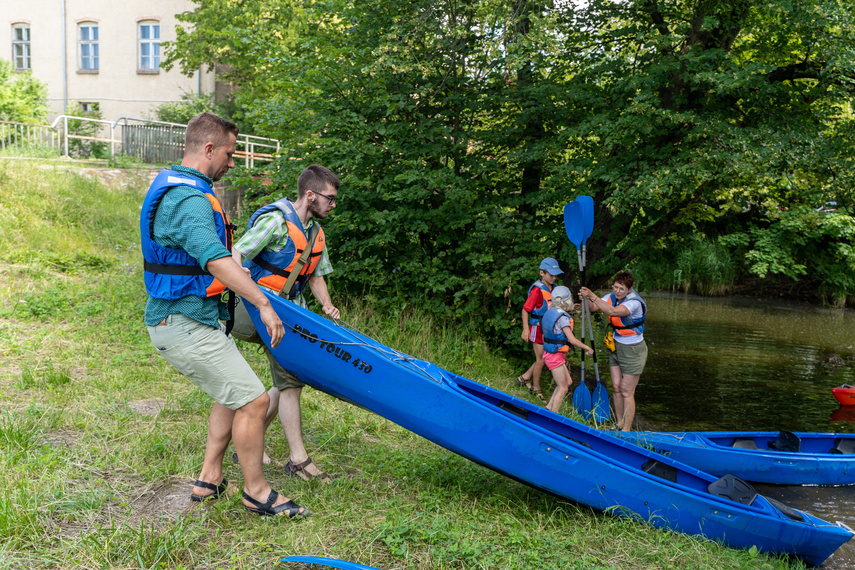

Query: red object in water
[831,406,855,423]
[832,385,855,406]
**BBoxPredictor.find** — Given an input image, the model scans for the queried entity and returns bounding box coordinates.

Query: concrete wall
[1,0,215,123]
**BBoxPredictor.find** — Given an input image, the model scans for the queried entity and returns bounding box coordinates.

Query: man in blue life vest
[141,112,308,517]
[581,271,648,431]
[230,165,340,482]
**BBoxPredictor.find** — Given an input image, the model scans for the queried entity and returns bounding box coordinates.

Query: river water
[635,293,855,568]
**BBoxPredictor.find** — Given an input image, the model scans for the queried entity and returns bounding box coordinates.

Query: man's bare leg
[279,387,326,478]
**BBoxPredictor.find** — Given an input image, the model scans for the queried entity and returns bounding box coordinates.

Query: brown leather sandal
[285,457,332,483]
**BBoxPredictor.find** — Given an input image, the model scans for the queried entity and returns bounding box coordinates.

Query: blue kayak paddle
[564,200,592,419]
[282,556,383,570]
[577,196,611,423]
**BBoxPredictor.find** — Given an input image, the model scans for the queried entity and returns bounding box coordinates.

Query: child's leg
[531,342,545,391]
[546,361,570,413]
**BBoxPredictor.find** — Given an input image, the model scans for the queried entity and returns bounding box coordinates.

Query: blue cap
[539,257,562,275]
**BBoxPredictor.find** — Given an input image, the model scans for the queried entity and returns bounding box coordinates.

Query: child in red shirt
[516,257,563,404]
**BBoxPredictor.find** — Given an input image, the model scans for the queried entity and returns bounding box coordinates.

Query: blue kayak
[243,292,852,566]
[616,430,855,486]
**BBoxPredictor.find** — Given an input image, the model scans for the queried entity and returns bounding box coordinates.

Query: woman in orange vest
[580,271,648,431]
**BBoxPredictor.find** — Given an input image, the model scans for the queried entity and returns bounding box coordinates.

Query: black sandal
[242,490,310,518]
[515,376,533,392]
[190,478,228,502]
[533,389,547,405]
[285,457,332,483]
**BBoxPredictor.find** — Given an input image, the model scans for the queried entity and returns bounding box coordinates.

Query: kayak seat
[764,496,805,522]
[641,459,677,483]
[829,438,855,455]
[497,400,529,421]
[731,438,759,449]
[708,473,757,506]
[767,430,801,453]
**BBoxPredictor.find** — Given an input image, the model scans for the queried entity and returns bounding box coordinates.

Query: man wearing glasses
[230,164,341,482]
[580,271,648,432]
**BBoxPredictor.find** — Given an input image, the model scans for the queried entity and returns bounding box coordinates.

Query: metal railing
[0,120,62,152]
[1,116,280,167]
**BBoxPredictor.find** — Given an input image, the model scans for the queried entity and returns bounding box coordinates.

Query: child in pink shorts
[540,286,593,413]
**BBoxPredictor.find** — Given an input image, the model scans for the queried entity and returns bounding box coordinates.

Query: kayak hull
[244,293,852,566]
[616,431,855,486]
[833,385,855,406]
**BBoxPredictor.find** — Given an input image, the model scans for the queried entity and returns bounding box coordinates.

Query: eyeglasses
[612,285,628,293]
[313,191,338,205]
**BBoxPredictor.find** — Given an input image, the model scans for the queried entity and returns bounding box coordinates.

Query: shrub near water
[0,159,811,569]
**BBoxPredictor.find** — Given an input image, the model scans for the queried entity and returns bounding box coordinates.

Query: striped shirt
[235,208,332,308]
[144,165,232,327]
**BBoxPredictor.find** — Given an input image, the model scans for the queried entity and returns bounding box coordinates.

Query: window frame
[12,24,31,71]
[78,22,99,72]
[137,20,161,73]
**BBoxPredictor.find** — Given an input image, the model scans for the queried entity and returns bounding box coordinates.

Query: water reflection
[832,407,855,424]
[637,293,855,567]
[639,293,855,433]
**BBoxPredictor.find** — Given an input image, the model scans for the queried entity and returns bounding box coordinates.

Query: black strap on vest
[143,261,210,275]
[224,292,236,336]
[611,320,646,331]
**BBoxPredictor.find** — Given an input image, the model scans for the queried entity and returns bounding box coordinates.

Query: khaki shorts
[609,339,648,376]
[230,299,305,390]
[148,313,265,410]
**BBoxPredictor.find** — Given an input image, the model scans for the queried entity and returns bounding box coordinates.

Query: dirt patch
[130,477,198,517]
[129,398,167,417]
[42,429,80,448]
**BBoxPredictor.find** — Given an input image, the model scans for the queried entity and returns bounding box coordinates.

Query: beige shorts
[609,339,648,376]
[148,313,265,410]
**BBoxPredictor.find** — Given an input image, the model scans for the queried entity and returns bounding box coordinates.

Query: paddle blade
[577,195,594,242]
[564,201,584,249]
[573,382,592,421]
[592,382,610,423]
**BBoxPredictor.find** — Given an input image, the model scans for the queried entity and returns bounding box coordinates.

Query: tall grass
[633,236,738,296]
[0,158,810,569]
[672,237,739,296]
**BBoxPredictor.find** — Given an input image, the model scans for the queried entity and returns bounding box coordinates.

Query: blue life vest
[140,168,233,300]
[608,290,647,337]
[542,307,574,354]
[244,198,325,299]
[527,280,553,326]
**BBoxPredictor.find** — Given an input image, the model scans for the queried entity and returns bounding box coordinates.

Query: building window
[138,22,160,72]
[12,25,31,70]
[80,102,100,114]
[79,23,99,71]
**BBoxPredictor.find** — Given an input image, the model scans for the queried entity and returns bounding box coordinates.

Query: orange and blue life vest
[542,307,573,354]
[140,168,233,300]
[607,290,647,337]
[527,280,553,326]
[244,198,325,299]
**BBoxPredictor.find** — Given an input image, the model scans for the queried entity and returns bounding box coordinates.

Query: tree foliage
[164,0,855,350]
[0,60,48,123]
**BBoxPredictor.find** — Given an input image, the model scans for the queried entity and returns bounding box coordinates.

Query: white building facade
[1,0,215,122]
